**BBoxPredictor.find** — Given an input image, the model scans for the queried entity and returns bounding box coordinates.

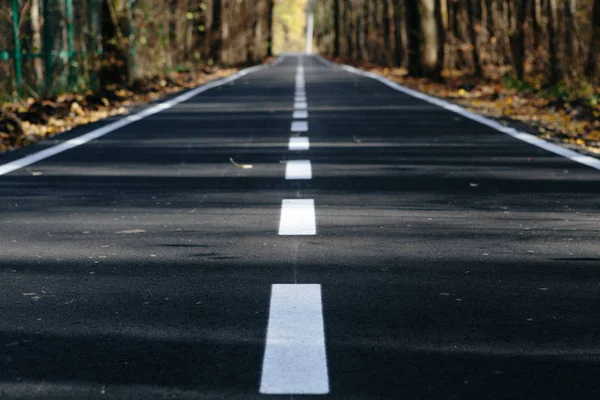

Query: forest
[312,0,600,152]
[0,0,285,99]
[314,0,600,84]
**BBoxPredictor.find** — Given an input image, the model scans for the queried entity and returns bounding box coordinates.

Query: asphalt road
[1,54,600,399]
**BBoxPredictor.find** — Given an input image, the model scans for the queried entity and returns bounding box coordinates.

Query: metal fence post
[11,0,23,97]
[43,0,54,95]
[88,0,102,91]
[65,0,76,88]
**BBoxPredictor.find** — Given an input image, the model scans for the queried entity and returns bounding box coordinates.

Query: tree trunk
[382,0,392,65]
[210,0,223,64]
[434,0,446,79]
[344,0,354,58]
[266,0,274,57]
[406,0,438,77]
[420,0,439,76]
[563,0,578,75]
[532,0,543,52]
[363,0,370,60]
[547,0,561,83]
[405,0,422,75]
[169,0,178,68]
[510,0,530,80]
[586,0,600,80]
[356,1,362,61]
[466,0,483,76]
[392,0,404,67]
[450,0,467,69]
[31,0,44,86]
[194,0,208,60]
[333,0,341,58]
[485,0,494,37]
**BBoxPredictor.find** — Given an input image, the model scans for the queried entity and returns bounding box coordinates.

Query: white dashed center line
[285,160,312,180]
[260,284,329,395]
[278,199,316,235]
[294,102,308,110]
[293,110,309,119]
[291,121,309,132]
[260,58,328,397]
[289,137,310,151]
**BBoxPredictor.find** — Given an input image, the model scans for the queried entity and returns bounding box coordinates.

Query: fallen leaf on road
[229,157,253,169]
[26,168,42,176]
[116,229,146,234]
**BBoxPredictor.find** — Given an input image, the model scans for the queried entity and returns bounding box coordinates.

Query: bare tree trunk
[344,0,354,58]
[210,0,223,64]
[466,0,483,76]
[393,0,404,67]
[247,0,257,63]
[586,0,600,80]
[31,0,44,86]
[563,0,578,75]
[405,0,422,75]
[434,0,446,78]
[356,1,363,61]
[168,0,178,68]
[547,0,561,83]
[485,0,494,37]
[333,0,341,58]
[510,0,530,80]
[420,0,438,76]
[406,0,438,76]
[450,0,467,69]
[382,0,392,64]
[363,0,370,60]
[532,0,543,52]
[266,0,274,57]
[194,0,208,60]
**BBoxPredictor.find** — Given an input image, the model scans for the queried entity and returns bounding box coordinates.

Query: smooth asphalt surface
[1,54,600,399]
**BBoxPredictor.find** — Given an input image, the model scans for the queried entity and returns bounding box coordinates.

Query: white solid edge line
[289,137,310,151]
[291,121,309,133]
[294,102,308,110]
[0,57,285,177]
[278,199,316,235]
[285,160,312,180]
[259,284,329,395]
[315,55,600,172]
[293,110,309,119]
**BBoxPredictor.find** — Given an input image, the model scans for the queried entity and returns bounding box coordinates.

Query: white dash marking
[285,160,312,180]
[293,110,308,119]
[260,284,329,394]
[294,102,308,110]
[295,96,307,102]
[278,199,316,235]
[289,137,310,151]
[291,121,309,132]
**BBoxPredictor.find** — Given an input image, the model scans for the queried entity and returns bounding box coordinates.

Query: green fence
[1,0,105,100]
